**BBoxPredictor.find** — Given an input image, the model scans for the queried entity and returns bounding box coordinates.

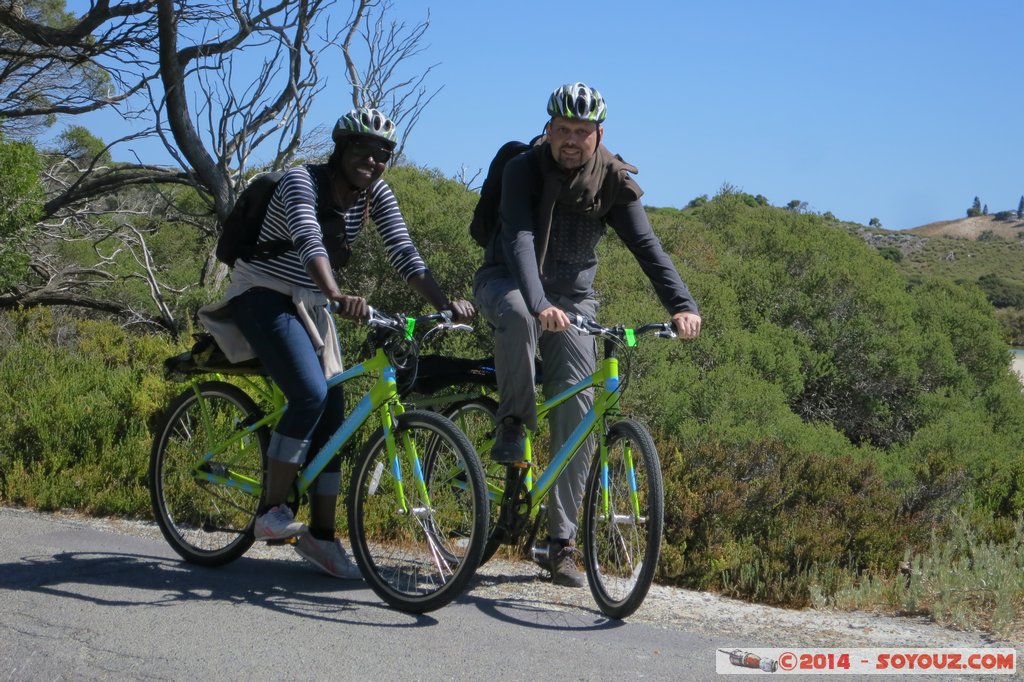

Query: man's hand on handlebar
[538,306,572,332]
[672,311,702,339]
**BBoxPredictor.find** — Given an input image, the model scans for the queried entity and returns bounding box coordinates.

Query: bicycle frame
[188,343,422,510]
[431,318,671,618]
[525,350,621,506]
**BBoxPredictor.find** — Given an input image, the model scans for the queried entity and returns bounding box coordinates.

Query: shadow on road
[0,550,438,627]
[3,550,632,633]
[455,573,628,633]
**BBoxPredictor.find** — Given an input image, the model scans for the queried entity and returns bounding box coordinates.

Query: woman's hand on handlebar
[447,299,475,324]
[331,293,369,321]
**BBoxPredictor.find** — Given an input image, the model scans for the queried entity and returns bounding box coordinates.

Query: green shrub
[0,308,179,514]
[877,245,902,262]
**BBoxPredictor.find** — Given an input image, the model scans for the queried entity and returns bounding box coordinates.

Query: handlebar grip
[328,300,377,324]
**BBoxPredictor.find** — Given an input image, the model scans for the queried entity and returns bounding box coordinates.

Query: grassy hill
[908,214,1024,240]
[834,215,1024,286]
[899,224,1024,285]
[836,214,1024,344]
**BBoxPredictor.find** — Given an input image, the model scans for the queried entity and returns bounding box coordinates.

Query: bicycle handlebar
[366,306,451,328]
[326,304,467,332]
[569,315,678,340]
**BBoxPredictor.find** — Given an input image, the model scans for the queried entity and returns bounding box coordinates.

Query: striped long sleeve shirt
[243,164,428,289]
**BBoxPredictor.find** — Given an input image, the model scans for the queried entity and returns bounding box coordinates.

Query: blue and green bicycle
[404,316,672,619]
[148,309,488,614]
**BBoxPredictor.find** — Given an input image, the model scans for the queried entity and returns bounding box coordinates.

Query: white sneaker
[294,533,363,580]
[253,505,306,541]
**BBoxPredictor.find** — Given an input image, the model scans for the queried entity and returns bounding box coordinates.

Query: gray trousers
[474,274,598,542]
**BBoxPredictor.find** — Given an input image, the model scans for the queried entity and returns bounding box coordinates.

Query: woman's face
[340,137,392,189]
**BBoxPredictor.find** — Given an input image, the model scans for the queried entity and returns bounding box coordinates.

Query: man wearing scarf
[473,82,702,587]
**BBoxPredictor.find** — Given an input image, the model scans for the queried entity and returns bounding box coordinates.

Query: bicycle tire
[582,418,664,619]
[149,380,267,566]
[347,409,487,613]
[442,398,505,564]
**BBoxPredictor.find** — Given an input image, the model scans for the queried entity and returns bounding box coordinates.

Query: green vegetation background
[3,162,1024,635]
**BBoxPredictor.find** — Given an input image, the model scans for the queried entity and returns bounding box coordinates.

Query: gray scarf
[533,142,642,274]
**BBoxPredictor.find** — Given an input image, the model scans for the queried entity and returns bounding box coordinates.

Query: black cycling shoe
[490,416,526,464]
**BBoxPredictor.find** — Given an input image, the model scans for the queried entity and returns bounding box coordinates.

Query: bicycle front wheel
[348,409,487,613]
[149,381,267,566]
[582,418,664,619]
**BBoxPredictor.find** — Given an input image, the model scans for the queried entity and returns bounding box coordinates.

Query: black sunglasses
[349,140,392,164]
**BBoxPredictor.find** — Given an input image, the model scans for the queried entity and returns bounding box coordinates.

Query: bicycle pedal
[264,537,298,546]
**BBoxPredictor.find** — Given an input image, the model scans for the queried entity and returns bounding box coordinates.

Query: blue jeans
[229,287,345,491]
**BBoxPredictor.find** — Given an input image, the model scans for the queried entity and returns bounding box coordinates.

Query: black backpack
[469,139,542,248]
[215,164,352,268]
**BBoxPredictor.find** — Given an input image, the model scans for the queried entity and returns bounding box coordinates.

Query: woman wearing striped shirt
[226,108,473,579]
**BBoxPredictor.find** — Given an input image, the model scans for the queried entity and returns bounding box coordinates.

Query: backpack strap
[308,164,355,269]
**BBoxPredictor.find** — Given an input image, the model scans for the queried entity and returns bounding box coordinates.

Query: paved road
[0,507,724,681]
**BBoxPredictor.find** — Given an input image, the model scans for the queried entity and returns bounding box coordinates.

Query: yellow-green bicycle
[148,308,488,614]
[404,316,673,619]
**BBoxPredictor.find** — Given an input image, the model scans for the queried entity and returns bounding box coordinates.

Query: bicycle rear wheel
[582,418,664,619]
[442,398,504,564]
[348,409,487,613]
[149,381,267,566]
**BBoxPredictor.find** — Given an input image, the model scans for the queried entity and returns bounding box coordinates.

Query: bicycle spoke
[583,419,663,619]
[150,382,266,566]
[349,410,486,614]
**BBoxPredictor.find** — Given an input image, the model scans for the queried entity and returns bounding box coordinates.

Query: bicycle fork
[368,406,456,576]
[595,428,645,566]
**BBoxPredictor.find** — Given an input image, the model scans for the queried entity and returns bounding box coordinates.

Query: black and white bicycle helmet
[332,107,398,147]
[546,82,607,122]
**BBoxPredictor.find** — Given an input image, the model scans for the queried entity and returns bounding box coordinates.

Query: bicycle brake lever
[568,313,589,333]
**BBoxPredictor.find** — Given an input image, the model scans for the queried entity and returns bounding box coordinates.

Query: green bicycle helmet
[332,107,398,147]
[546,82,607,122]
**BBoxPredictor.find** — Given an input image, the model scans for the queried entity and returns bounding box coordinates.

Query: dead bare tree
[340,0,440,160]
[0,0,439,334]
[0,0,158,138]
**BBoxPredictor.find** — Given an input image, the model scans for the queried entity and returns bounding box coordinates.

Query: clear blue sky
[76,0,1023,231]
[387,0,1023,230]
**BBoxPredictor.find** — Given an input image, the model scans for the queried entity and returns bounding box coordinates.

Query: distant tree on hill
[869,217,882,228]
[968,196,982,217]
[983,204,989,215]
[739,192,770,208]
[1017,195,1023,219]
[786,199,807,213]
